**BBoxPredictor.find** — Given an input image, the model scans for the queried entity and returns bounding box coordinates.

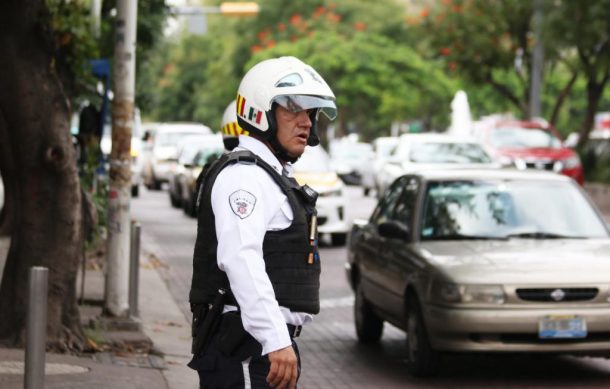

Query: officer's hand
[266,345,298,389]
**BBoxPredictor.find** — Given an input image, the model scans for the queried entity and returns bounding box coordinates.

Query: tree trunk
[0,0,85,351]
[549,70,578,128]
[577,78,607,148]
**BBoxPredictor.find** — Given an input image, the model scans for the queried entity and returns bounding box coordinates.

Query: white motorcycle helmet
[236,56,336,160]
[220,100,247,151]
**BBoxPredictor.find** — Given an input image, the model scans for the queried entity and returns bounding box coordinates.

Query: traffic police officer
[188,56,337,388]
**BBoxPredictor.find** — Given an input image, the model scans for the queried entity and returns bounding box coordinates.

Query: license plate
[538,315,587,339]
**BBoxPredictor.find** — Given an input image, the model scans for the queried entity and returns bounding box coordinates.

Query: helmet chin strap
[267,130,299,164]
[264,105,300,164]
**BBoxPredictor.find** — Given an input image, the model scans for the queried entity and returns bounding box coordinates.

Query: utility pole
[529,0,544,119]
[90,0,102,38]
[105,0,137,317]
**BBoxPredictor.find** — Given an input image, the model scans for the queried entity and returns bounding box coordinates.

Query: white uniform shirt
[211,136,313,355]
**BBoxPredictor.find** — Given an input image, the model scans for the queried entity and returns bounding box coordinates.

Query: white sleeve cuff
[259,324,292,356]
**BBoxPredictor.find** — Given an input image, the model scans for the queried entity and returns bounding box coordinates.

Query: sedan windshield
[406,142,491,164]
[491,127,562,149]
[421,180,608,240]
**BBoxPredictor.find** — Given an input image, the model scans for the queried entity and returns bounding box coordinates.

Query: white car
[140,122,212,190]
[328,139,373,186]
[292,145,349,246]
[376,133,495,198]
[360,136,399,197]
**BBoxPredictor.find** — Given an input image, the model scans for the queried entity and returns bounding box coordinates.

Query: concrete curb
[138,230,198,388]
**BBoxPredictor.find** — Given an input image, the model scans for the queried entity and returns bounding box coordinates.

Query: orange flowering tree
[418,0,610,142]
[419,0,539,117]
[242,0,454,139]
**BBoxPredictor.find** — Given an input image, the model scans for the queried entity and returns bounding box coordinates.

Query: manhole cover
[0,361,89,375]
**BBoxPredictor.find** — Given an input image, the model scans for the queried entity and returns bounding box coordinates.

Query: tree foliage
[420,0,537,116]
[545,0,610,144]
[419,0,610,141]
[148,0,454,139]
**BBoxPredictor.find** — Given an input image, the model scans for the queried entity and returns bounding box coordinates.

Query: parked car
[167,134,224,216]
[360,136,399,197]
[376,133,494,198]
[473,119,584,184]
[346,168,610,376]
[329,138,374,186]
[141,122,212,190]
[292,145,349,246]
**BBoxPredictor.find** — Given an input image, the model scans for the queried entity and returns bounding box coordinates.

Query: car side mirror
[378,221,410,241]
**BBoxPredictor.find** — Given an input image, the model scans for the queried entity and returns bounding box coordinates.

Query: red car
[475,119,584,185]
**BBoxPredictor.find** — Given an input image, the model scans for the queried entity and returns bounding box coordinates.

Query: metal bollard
[25,266,48,389]
[129,221,141,318]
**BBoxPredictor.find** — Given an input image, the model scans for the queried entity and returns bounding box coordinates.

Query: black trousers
[188,313,301,389]
[191,338,301,389]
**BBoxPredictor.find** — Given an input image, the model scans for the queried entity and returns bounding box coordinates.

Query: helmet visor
[273,95,337,120]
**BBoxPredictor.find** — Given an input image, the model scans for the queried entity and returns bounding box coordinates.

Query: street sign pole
[105,0,137,317]
[529,0,544,119]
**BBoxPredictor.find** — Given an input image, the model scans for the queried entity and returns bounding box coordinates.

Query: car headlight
[555,155,581,171]
[434,283,506,304]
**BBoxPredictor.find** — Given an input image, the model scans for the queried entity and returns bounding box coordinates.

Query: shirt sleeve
[211,164,292,355]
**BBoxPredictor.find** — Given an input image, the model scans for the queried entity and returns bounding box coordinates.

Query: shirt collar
[236,135,284,175]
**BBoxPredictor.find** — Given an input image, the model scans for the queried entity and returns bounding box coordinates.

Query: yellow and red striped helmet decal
[236,94,246,118]
[221,121,249,136]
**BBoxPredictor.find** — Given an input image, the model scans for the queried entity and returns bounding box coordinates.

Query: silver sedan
[346,168,610,376]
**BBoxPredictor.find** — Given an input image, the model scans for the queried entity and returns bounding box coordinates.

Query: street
[132,186,610,388]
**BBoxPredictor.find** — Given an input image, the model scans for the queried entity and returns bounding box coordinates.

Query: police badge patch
[228,190,257,219]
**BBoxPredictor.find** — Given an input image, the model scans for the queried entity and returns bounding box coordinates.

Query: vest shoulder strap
[197,150,294,211]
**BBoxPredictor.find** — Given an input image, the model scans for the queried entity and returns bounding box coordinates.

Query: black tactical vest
[189,150,321,314]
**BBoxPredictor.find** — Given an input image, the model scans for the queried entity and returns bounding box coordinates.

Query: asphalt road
[132,185,610,388]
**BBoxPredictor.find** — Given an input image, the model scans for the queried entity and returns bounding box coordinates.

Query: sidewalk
[0,236,198,389]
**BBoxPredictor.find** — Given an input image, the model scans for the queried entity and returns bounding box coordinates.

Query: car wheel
[183,195,196,217]
[363,187,370,197]
[131,184,139,198]
[331,233,347,246]
[406,297,440,377]
[354,282,383,343]
[169,191,181,208]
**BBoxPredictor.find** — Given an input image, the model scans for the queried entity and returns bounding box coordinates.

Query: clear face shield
[272,95,337,121]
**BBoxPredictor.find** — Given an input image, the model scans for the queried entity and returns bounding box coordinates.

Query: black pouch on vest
[216,312,262,360]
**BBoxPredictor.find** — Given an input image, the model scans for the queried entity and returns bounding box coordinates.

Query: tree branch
[486,74,525,115]
[549,70,578,127]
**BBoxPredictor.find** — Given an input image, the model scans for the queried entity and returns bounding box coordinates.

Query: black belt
[287,324,302,338]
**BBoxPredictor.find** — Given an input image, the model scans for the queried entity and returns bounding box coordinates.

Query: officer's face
[275,105,312,159]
